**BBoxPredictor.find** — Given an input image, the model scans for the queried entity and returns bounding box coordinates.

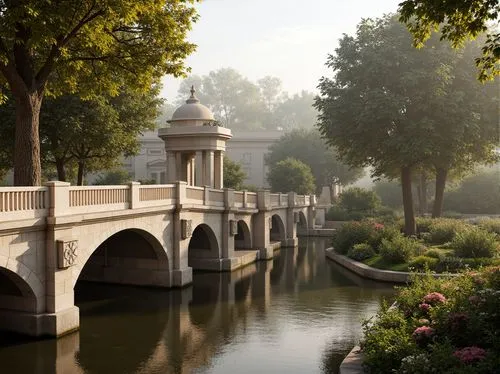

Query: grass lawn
[362,255,409,272]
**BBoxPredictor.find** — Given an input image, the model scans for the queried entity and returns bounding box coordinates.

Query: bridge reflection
[0,239,394,374]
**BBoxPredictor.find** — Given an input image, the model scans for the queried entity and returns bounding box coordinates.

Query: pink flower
[413,326,435,338]
[453,346,486,364]
[373,223,384,230]
[423,292,446,305]
[419,303,431,313]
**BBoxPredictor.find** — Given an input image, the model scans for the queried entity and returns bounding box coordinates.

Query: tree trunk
[77,160,85,186]
[401,166,416,236]
[432,168,448,218]
[13,92,43,186]
[55,158,67,182]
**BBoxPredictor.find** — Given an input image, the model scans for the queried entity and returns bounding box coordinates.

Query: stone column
[186,152,196,186]
[307,194,316,230]
[254,189,272,259]
[202,150,215,188]
[284,191,298,247]
[175,152,184,182]
[214,150,223,189]
[172,181,192,287]
[166,151,177,183]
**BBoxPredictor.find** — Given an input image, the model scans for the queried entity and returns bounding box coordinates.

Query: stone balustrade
[0,182,314,225]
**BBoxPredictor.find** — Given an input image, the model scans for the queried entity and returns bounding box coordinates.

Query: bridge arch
[0,264,40,314]
[76,228,170,288]
[188,224,220,267]
[270,214,286,243]
[235,220,252,250]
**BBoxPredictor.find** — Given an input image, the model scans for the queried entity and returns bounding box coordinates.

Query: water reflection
[0,238,394,374]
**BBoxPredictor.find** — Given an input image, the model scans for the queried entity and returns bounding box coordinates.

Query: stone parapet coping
[325,248,456,283]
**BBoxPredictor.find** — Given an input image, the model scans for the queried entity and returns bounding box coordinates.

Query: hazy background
[161,0,400,102]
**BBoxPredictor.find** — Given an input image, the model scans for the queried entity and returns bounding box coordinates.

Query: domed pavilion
[158,87,232,187]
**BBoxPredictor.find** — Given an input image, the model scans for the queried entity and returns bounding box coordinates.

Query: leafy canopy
[267,157,315,195]
[399,0,500,81]
[265,129,363,187]
[223,157,246,190]
[0,0,198,101]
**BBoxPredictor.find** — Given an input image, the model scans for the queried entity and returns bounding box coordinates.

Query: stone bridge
[0,181,315,338]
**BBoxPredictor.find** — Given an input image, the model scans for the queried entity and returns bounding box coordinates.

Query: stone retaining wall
[325,248,455,283]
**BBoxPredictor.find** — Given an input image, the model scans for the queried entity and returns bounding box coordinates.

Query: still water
[0,238,395,374]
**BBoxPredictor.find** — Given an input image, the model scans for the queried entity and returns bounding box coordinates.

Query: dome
[168,86,214,123]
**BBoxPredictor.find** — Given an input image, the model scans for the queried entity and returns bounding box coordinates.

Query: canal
[0,238,395,373]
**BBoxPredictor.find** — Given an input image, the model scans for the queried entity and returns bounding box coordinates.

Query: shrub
[379,236,420,264]
[325,205,368,221]
[409,256,439,271]
[424,248,445,260]
[347,243,375,261]
[362,268,500,373]
[427,219,469,244]
[416,217,434,234]
[339,187,381,212]
[478,218,500,236]
[433,257,500,273]
[451,227,499,258]
[331,221,379,254]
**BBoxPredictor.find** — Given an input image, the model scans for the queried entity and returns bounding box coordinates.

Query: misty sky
[161,0,401,102]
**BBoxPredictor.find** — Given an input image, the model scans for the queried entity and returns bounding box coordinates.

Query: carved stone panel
[57,240,78,269]
[181,219,193,240]
[229,220,238,236]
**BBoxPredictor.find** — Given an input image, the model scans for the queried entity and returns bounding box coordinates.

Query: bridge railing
[68,185,130,214]
[0,187,48,220]
[137,184,176,208]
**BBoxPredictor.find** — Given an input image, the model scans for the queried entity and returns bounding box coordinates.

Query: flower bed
[361,267,500,373]
[331,218,500,273]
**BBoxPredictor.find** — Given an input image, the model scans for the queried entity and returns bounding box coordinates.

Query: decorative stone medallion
[57,240,78,269]
[181,219,193,240]
[229,220,238,236]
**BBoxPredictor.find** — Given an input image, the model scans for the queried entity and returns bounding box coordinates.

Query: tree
[315,15,457,235]
[274,91,318,129]
[223,157,246,190]
[177,68,264,129]
[444,169,500,214]
[399,0,500,81]
[339,187,381,213]
[0,87,162,185]
[93,169,131,185]
[372,181,403,209]
[0,1,198,185]
[266,129,363,191]
[267,157,315,195]
[423,39,499,217]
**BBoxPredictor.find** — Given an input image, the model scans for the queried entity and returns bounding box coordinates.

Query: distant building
[123,130,283,188]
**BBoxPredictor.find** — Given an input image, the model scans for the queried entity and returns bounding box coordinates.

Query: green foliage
[0,0,198,185]
[478,219,500,235]
[339,187,381,212]
[409,255,439,271]
[379,236,422,264]
[223,157,246,190]
[331,221,380,255]
[93,169,131,185]
[373,180,403,208]
[267,157,315,195]
[347,243,375,261]
[427,219,470,245]
[415,217,435,234]
[363,268,500,373]
[423,249,446,260]
[265,129,363,187]
[444,171,500,214]
[451,227,499,258]
[399,0,500,81]
[433,257,500,273]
